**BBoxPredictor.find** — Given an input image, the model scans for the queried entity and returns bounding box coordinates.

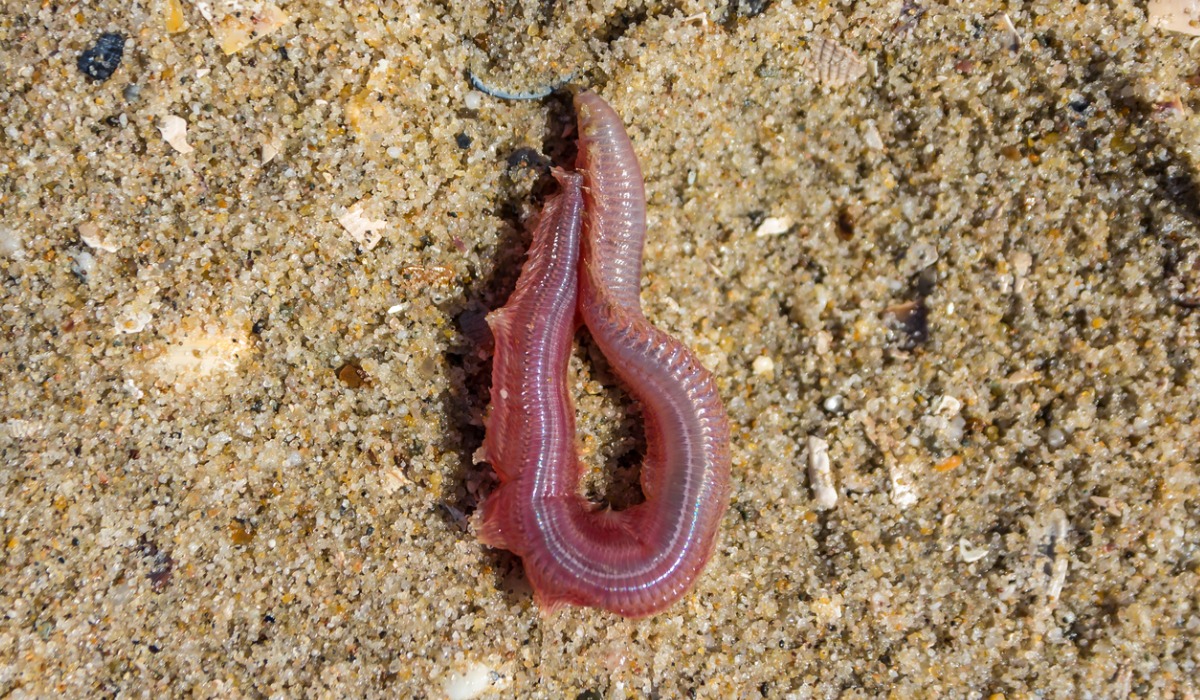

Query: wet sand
[1,0,1199,697]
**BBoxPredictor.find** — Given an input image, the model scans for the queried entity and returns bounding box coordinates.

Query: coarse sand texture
[2,0,1199,697]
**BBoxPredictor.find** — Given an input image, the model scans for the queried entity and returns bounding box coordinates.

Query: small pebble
[751,355,775,377]
[464,91,482,110]
[822,395,845,414]
[337,361,369,389]
[77,32,126,82]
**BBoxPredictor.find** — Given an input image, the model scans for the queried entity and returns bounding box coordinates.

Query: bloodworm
[479,91,732,618]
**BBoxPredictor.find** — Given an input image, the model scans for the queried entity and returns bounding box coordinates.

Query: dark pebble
[78,32,125,82]
[506,146,550,171]
[455,132,472,149]
[883,299,930,350]
[733,0,771,17]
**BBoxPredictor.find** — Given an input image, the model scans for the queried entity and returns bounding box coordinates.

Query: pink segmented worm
[479,91,732,618]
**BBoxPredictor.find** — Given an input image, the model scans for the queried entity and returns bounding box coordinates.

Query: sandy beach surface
[2,0,1199,697]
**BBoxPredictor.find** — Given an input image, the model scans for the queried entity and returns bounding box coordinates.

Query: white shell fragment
[997,12,1022,51]
[862,120,884,151]
[261,135,282,165]
[442,662,506,700]
[1149,0,1200,35]
[193,0,289,55]
[70,249,96,282]
[0,226,22,258]
[1010,250,1032,295]
[158,115,195,154]
[755,216,792,237]
[1042,508,1070,600]
[3,418,42,440]
[958,538,989,563]
[889,461,918,508]
[381,467,410,494]
[807,37,867,88]
[78,222,120,252]
[115,309,153,334]
[154,325,250,387]
[806,436,838,510]
[337,203,388,250]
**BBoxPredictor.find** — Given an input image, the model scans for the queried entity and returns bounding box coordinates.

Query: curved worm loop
[480,93,732,618]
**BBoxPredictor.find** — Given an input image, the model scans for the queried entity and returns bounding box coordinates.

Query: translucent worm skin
[479,92,732,618]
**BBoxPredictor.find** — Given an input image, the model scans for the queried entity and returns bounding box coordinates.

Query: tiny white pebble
[751,355,775,377]
[464,91,482,110]
[822,395,844,413]
[386,145,402,159]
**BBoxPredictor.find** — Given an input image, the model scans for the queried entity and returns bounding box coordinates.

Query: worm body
[480,92,732,618]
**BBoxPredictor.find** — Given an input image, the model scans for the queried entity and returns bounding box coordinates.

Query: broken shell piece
[115,309,153,334]
[158,115,194,154]
[755,216,792,237]
[209,2,288,55]
[997,12,1022,51]
[1149,0,1200,35]
[958,538,989,563]
[806,436,838,510]
[1152,95,1186,119]
[165,0,187,33]
[382,467,411,494]
[261,134,282,165]
[78,222,120,252]
[807,37,867,88]
[0,226,23,258]
[862,120,884,151]
[337,203,387,250]
[155,325,250,385]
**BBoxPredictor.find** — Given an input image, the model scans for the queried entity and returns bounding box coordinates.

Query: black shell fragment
[78,32,125,82]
